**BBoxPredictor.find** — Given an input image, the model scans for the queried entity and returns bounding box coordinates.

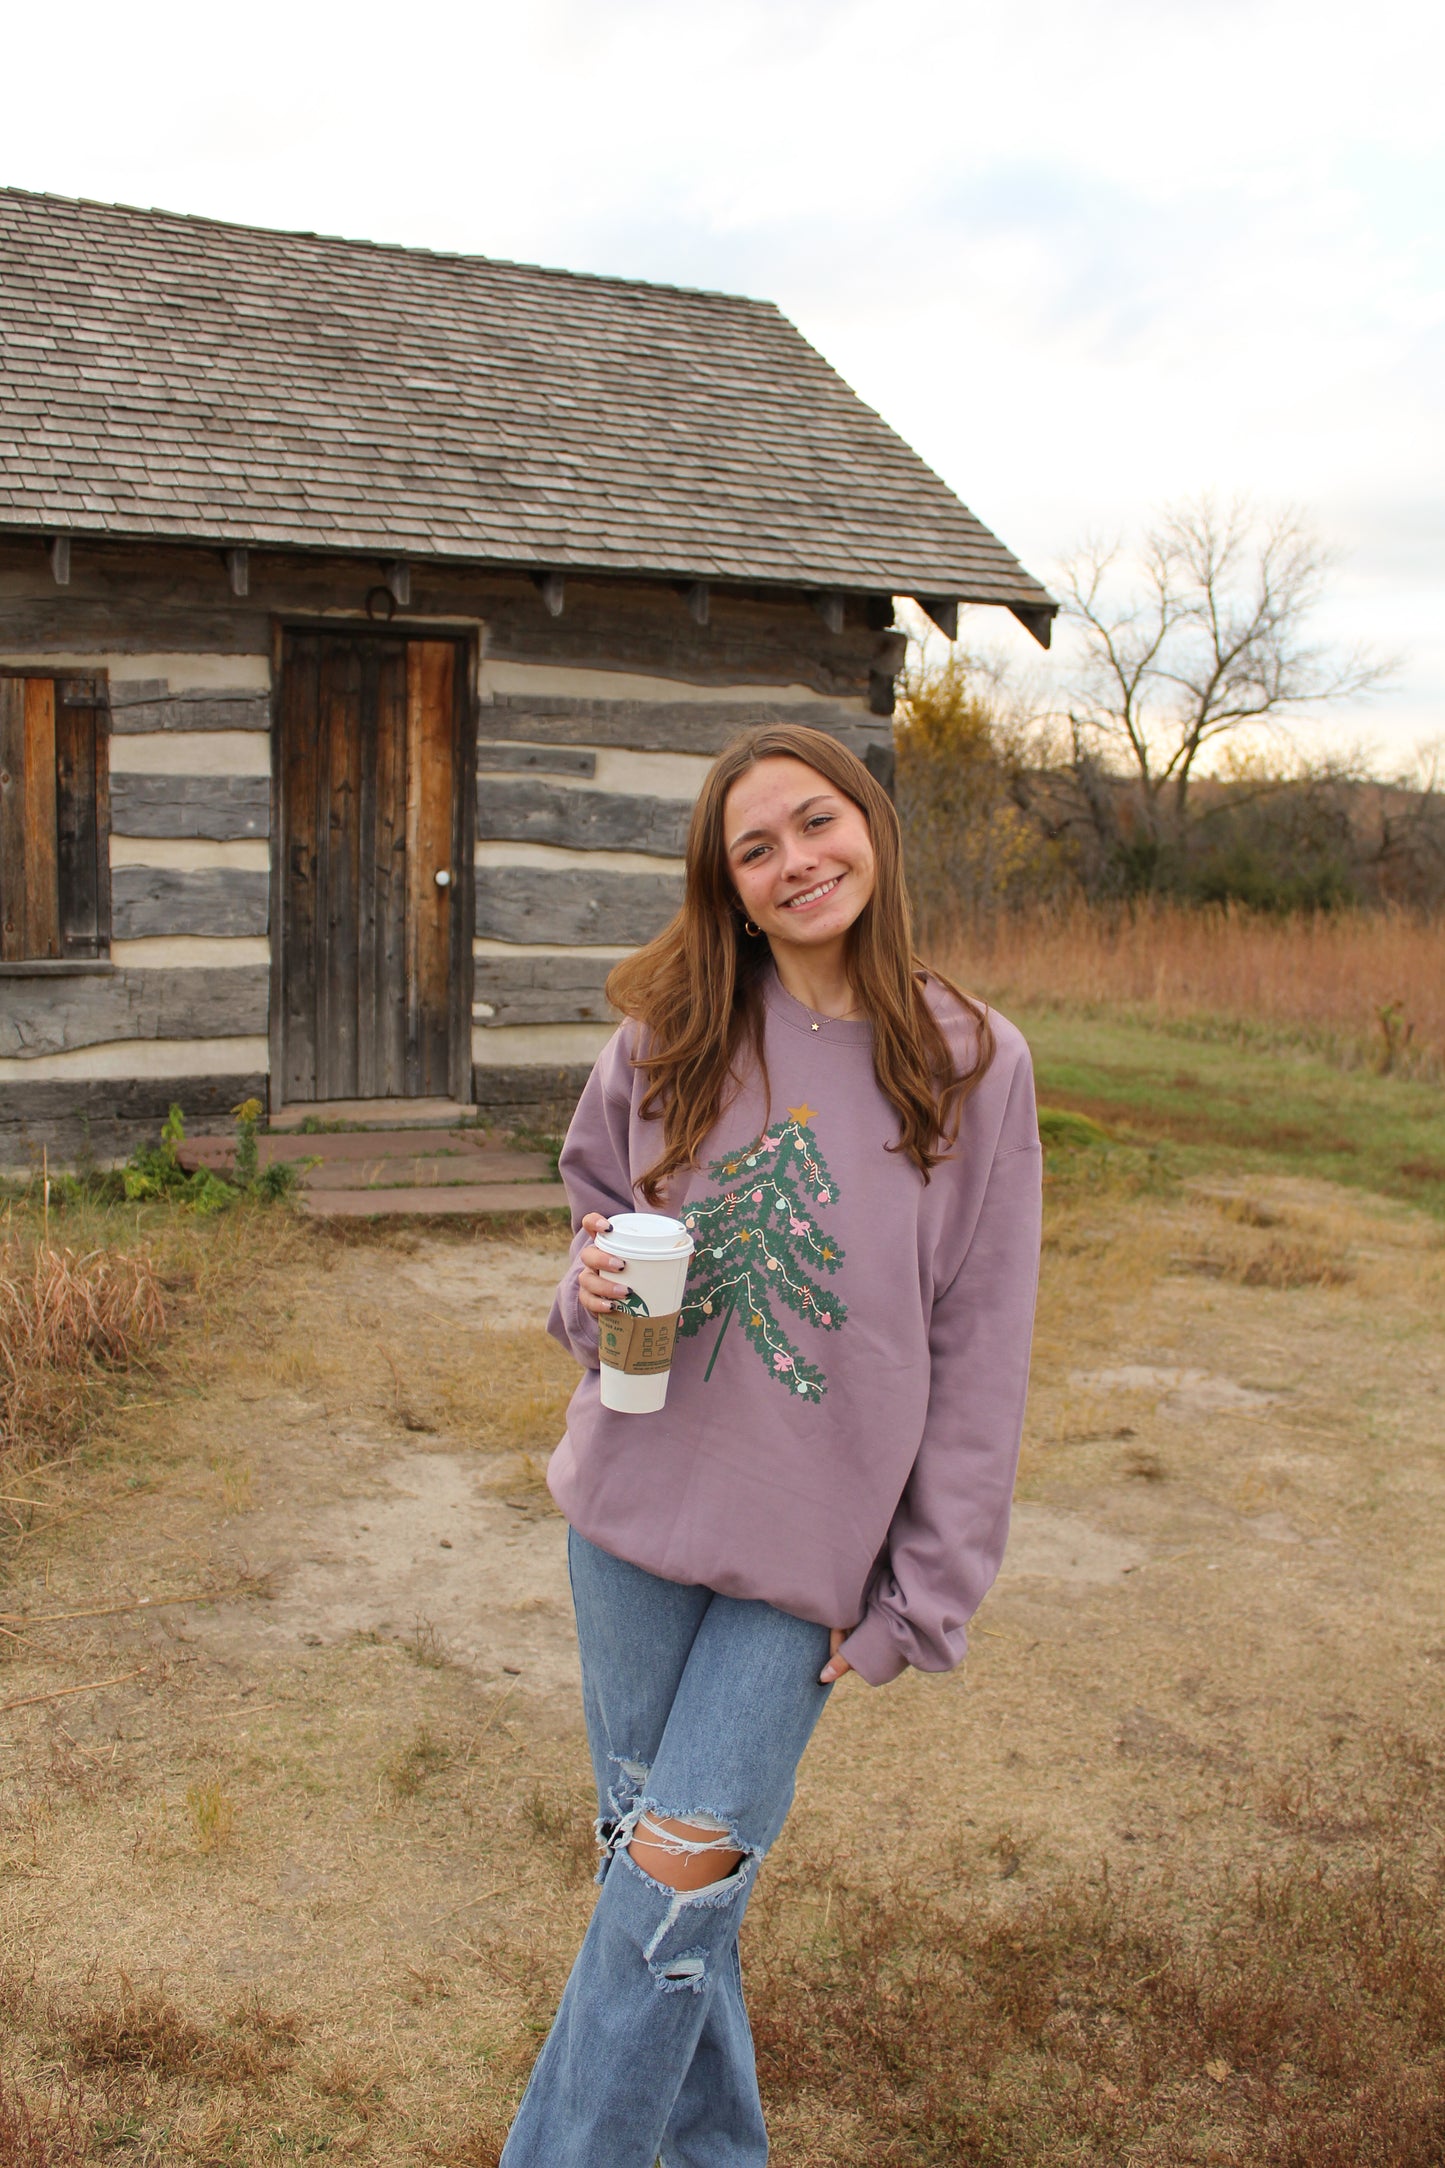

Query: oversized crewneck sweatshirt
[545,969,1042,1687]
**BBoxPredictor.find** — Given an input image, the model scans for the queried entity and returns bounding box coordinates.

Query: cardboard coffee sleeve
[597,1309,680,1376]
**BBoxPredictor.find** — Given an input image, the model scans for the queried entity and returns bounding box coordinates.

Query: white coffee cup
[594,1212,695,1414]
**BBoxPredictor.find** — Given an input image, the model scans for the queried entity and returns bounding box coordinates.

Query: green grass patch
[1019,1007,1445,1218]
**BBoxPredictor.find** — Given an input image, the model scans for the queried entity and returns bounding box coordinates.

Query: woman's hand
[576,1211,625,1319]
[820,1627,854,1685]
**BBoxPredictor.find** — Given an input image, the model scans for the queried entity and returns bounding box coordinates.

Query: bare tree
[1059,499,1390,852]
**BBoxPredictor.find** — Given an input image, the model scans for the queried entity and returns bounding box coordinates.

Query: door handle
[434,869,452,888]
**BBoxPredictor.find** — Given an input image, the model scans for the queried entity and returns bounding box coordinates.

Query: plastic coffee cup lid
[598,1211,693,1258]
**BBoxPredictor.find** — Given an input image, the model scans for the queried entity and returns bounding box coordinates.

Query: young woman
[499,721,1041,2168]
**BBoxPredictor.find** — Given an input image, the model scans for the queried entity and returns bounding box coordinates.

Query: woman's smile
[778,875,842,911]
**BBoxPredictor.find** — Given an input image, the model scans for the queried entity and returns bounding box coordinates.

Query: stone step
[303,1151,552,1191]
[178,1126,512,1169]
[268,1097,475,1131]
[301,1182,570,1218]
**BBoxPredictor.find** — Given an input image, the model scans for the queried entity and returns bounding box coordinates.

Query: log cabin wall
[0,535,897,1164]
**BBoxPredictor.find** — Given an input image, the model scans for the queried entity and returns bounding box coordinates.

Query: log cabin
[0,187,1054,1166]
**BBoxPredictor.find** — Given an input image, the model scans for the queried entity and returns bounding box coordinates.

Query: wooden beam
[481,575,873,693]
[48,536,71,586]
[109,775,271,841]
[1009,603,1055,650]
[111,866,271,938]
[867,628,908,720]
[0,965,271,1059]
[479,695,889,759]
[0,546,877,695]
[687,582,710,627]
[0,598,271,654]
[223,548,249,597]
[811,593,845,636]
[476,742,597,777]
[474,952,617,1027]
[475,866,682,946]
[386,560,411,607]
[107,686,270,733]
[918,596,959,642]
[536,572,566,619]
[478,777,691,857]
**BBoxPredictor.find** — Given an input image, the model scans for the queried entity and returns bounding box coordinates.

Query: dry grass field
[2,915,1443,2166]
[943,902,1445,1081]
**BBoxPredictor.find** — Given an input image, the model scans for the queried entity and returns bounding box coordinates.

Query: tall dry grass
[935,901,1445,1077]
[0,1232,165,1475]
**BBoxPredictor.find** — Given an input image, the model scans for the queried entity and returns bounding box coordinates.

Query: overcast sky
[7,0,1441,767]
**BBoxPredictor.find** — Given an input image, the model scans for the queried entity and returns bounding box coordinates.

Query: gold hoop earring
[743,919,762,938]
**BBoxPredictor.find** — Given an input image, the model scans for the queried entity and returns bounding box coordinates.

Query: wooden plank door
[279,630,467,1102]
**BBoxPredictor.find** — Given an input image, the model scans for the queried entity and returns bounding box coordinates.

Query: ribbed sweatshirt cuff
[834,1607,910,1687]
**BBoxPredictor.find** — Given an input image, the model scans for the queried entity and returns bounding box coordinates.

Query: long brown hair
[606,723,995,1203]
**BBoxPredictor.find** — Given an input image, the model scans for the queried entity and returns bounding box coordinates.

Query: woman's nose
[779,838,818,882]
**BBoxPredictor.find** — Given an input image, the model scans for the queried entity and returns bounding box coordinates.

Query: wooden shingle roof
[0,188,1053,623]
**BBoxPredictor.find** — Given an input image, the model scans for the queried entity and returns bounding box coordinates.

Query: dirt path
[2,1178,1442,2162]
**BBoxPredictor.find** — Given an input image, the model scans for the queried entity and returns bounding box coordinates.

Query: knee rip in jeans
[613,1800,758,1993]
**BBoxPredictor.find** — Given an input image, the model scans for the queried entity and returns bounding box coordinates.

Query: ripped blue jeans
[498,1527,834,2168]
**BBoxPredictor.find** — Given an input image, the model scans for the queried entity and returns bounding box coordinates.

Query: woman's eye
[805,814,834,831]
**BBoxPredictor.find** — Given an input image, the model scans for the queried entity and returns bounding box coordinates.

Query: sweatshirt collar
[761,964,875,1044]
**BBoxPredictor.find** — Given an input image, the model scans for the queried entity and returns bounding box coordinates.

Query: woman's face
[722,755,877,957]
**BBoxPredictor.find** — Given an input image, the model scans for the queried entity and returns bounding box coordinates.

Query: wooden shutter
[0,674,109,962]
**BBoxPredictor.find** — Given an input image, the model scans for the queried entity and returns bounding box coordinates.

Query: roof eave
[0,515,1058,629]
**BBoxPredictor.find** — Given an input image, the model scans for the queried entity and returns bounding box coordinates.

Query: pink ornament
[751,1189,763,1203]
[818,1189,830,1204]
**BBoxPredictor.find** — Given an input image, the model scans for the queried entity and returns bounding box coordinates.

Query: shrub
[122,1102,303,1213]
[0,1234,165,1470]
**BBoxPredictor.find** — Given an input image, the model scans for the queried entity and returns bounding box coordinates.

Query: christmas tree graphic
[678,1103,846,1400]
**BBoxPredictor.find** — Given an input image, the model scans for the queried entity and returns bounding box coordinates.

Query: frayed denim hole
[648,1949,708,1995]
[592,1816,618,1885]
[605,1754,651,1821]
[597,1755,652,1881]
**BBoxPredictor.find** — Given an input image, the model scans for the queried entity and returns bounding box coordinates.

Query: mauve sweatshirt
[545,970,1043,1686]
